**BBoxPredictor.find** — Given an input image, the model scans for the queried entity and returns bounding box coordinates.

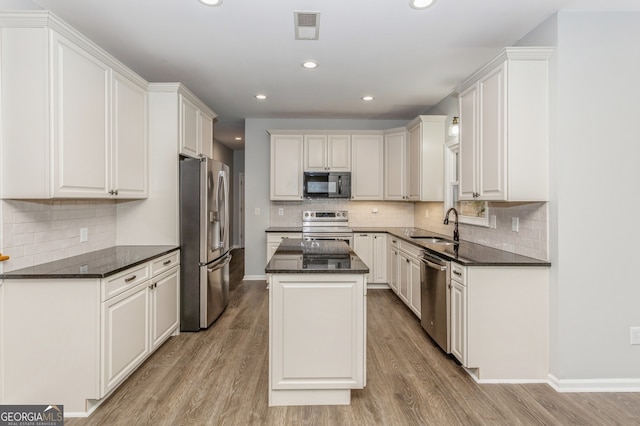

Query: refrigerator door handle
[217,171,228,250]
[206,253,232,272]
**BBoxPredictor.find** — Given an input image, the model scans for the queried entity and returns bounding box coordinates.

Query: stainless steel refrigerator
[179,156,231,331]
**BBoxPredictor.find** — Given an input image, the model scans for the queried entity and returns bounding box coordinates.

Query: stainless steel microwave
[303,172,351,199]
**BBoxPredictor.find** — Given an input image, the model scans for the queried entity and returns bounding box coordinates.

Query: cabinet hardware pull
[406,259,410,263]
[154,283,157,289]
[359,234,368,237]
[453,270,462,276]
[125,275,137,283]
[149,284,153,289]
[163,260,171,266]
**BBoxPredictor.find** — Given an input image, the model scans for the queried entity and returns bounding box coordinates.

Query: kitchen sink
[411,236,457,245]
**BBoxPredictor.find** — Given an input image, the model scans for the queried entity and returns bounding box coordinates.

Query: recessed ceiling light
[255,94,267,100]
[361,96,374,101]
[235,137,242,141]
[302,61,319,69]
[198,0,223,6]
[409,0,435,10]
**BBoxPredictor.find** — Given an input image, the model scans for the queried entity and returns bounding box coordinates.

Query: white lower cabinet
[449,264,549,381]
[449,263,467,365]
[387,238,399,293]
[101,253,180,395]
[396,241,422,318]
[269,273,366,406]
[267,233,302,262]
[0,250,180,414]
[353,233,387,284]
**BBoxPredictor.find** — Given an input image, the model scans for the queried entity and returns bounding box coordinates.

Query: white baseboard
[548,374,640,392]
[243,274,266,281]
[367,283,391,290]
[464,367,547,384]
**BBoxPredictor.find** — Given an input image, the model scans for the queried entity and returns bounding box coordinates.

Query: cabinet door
[372,234,387,283]
[388,247,399,293]
[409,257,421,318]
[112,72,148,198]
[180,95,200,158]
[303,135,327,171]
[102,282,150,395]
[353,234,373,282]
[270,275,365,389]
[478,63,506,200]
[384,131,406,200]
[450,280,467,365]
[327,135,351,171]
[458,84,478,201]
[270,135,304,200]
[200,112,214,159]
[398,251,410,304]
[351,134,384,200]
[151,268,180,350]
[407,125,421,200]
[52,33,110,198]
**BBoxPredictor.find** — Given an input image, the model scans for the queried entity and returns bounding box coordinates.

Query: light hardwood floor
[67,249,640,425]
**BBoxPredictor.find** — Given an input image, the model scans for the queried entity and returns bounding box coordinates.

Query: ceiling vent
[294,11,320,40]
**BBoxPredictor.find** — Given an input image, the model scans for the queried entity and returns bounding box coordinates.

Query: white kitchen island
[265,239,369,406]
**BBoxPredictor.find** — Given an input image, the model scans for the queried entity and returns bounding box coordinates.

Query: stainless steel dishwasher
[420,250,450,353]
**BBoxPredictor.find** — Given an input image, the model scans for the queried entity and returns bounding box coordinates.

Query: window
[444,139,489,227]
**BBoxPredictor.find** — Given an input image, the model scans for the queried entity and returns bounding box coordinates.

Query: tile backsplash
[414,201,548,260]
[270,200,414,227]
[1,200,116,273]
[271,200,548,261]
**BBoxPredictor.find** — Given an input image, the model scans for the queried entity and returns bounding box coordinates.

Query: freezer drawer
[200,253,232,328]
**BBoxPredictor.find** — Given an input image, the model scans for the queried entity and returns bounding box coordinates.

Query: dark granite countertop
[266,226,549,267]
[265,227,304,233]
[353,227,550,267]
[0,245,180,279]
[265,239,369,274]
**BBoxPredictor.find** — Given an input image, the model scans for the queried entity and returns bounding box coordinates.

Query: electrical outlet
[630,327,640,345]
[254,208,261,216]
[278,208,284,216]
[372,208,378,215]
[511,217,519,232]
[490,215,497,229]
[80,227,88,243]
[424,209,430,218]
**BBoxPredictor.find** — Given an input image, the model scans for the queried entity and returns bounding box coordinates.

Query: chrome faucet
[444,207,459,242]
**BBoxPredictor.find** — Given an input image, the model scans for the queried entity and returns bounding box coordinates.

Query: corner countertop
[265,239,369,274]
[266,226,550,267]
[0,245,180,279]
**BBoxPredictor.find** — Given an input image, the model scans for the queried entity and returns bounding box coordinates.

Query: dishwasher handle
[420,252,448,271]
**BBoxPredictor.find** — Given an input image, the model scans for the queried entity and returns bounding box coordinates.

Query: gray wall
[520,12,640,383]
[244,118,407,278]
[232,150,245,248]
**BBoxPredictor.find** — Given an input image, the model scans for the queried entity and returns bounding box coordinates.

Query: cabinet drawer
[451,263,466,285]
[389,236,399,248]
[102,264,150,301]
[151,251,180,277]
[267,233,301,244]
[398,240,422,259]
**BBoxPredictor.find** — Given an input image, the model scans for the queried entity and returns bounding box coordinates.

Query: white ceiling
[11,0,640,150]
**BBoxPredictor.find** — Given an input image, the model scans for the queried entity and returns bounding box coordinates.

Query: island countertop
[265,239,369,274]
[0,245,180,279]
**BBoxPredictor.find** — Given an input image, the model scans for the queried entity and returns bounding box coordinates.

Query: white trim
[367,283,390,290]
[547,374,640,393]
[464,368,547,384]
[243,274,267,281]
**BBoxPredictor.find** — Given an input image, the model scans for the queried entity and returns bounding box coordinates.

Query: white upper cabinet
[179,92,216,159]
[303,134,351,171]
[351,134,384,200]
[384,129,408,200]
[112,71,148,198]
[270,133,304,200]
[406,115,446,201]
[456,47,553,202]
[0,12,149,199]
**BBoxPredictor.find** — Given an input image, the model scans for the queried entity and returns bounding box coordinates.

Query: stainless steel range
[302,210,353,248]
